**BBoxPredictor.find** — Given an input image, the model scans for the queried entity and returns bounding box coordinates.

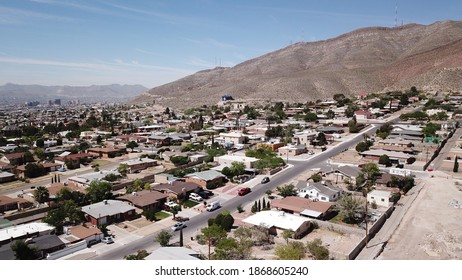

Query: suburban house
[0,195,32,213]
[65,224,104,244]
[47,182,84,198]
[322,165,361,185]
[87,147,126,158]
[271,196,334,219]
[81,200,137,226]
[375,173,405,188]
[367,190,392,208]
[151,181,201,200]
[184,170,226,188]
[148,135,172,147]
[54,153,94,169]
[242,210,312,239]
[0,171,15,183]
[218,131,246,146]
[15,162,63,178]
[0,222,55,245]
[256,139,285,151]
[296,181,342,202]
[28,235,66,259]
[359,149,411,163]
[120,157,157,173]
[0,152,25,166]
[214,154,259,169]
[278,144,307,157]
[67,170,120,188]
[145,247,202,260]
[293,131,318,148]
[116,190,168,211]
[154,173,179,184]
[354,110,374,120]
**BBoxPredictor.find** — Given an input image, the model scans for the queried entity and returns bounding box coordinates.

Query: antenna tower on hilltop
[395,1,398,27]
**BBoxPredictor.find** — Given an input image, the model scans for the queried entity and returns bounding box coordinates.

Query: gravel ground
[379,172,462,259]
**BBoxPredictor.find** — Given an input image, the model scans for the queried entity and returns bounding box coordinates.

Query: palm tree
[34,186,49,204]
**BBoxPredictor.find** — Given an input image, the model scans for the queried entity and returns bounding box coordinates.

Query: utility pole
[365,198,369,248]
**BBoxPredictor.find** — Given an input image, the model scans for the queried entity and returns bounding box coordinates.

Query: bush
[407,157,416,164]
[143,209,157,222]
[306,238,329,260]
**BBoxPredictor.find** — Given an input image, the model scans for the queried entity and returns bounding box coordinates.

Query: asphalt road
[92,124,380,260]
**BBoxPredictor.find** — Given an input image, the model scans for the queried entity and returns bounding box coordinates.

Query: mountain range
[0,84,148,105]
[132,20,462,109]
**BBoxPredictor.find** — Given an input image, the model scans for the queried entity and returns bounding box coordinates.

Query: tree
[276,184,298,198]
[274,241,306,260]
[378,154,391,167]
[306,238,329,260]
[86,180,112,203]
[348,116,359,133]
[201,224,227,259]
[10,240,40,260]
[282,229,294,244]
[310,173,322,182]
[230,162,245,177]
[355,141,371,153]
[126,141,139,152]
[117,163,129,176]
[34,147,46,161]
[170,155,189,166]
[316,132,327,146]
[124,250,149,260]
[24,163,46,178]
[454,157,459,173]
[361,162,380,181]
[155,229,173,247]
[335,195,364,223]
[209,210,235,231]
[34,186,49,203]
[35,138,45,148]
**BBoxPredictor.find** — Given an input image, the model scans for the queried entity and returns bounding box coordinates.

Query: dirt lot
[380,172,462,259]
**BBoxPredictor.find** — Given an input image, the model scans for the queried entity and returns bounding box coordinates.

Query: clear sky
[0,0,461,88]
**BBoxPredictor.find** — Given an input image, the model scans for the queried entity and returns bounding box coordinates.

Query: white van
[206,201,220,212]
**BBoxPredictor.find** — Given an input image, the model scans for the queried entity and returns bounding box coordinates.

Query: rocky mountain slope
[133,20,462,108]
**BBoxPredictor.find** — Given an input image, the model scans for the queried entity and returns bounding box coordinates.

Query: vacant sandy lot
[380,173,462,259]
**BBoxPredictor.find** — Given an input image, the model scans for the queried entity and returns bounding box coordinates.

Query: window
[321,197,326,201]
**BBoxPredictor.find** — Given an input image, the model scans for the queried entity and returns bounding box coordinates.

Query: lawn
[92,159,111,166]
[155,211,171,220]
[183,200,199,208]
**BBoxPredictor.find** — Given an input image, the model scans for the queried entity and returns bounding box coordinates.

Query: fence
[46,240,87,260]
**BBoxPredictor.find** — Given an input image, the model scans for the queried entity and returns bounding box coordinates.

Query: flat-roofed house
[242,210,312,239]
[120,157,157,173]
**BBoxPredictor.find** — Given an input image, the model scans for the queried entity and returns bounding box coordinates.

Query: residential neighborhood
[1,88,462,261]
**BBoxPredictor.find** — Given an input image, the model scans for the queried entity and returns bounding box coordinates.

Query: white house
[367,190,391,208]
[296,181,342,202]
[214,154,259,169]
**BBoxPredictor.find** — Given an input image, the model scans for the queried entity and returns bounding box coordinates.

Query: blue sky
[0,0,460,88]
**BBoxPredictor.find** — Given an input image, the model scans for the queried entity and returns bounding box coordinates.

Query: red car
[238,187,251,196]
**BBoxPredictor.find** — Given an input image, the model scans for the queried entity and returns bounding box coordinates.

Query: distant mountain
[132,20,462,109]
[0,83,148,105]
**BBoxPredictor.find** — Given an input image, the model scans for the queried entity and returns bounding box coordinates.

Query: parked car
[173,216,190,222]
[238,187,251,196]
[165,201,178,208]
[101,237,114,244]
[261,177,270,184]
[87,239,99,247]
[196,189,214,199]
[171,222,186,231]
[189,193,203,201]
